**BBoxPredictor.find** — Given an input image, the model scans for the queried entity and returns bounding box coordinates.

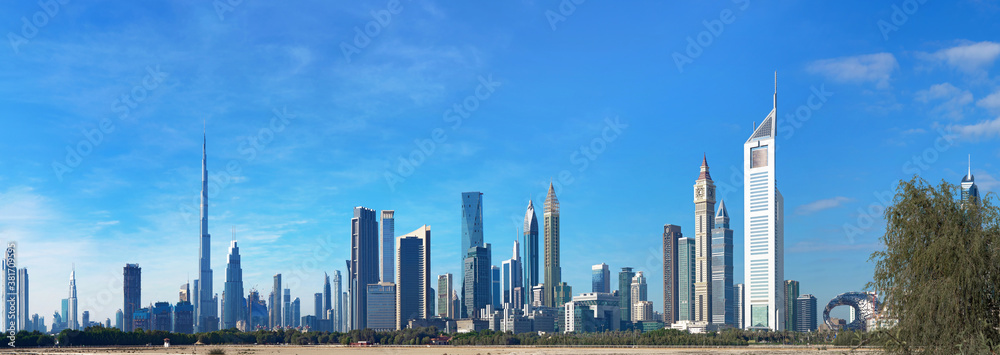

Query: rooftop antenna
[773,71,777,109]
[969,154,972,177]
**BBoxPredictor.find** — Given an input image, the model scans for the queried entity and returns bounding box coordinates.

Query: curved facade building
[822,292,879,331]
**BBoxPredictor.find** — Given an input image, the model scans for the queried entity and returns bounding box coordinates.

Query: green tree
[868,178,1000,354]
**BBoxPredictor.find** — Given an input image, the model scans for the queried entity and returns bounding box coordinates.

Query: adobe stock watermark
[877,0,928,41]
[341,0,407,63]
[51,65,169,182]
[384,74,502,191]
[545,0,586,31]
[5,242,16,346]
[714,83,834,203]
[672,0,750,73]
[6,0,69,54]
[178,107,296,223]
[841,126,954,243]
[213,0,245,21]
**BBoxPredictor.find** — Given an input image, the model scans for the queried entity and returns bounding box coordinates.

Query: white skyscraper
[68,267,78,330]
[743,74,784,330]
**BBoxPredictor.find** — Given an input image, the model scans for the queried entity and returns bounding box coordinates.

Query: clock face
[696,187,704,198]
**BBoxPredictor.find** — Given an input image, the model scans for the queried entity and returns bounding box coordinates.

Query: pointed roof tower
[717,199,729,219]
[963,154,975,182]
[698,154,712,180]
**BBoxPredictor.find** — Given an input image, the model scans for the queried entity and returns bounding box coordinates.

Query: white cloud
[796,196,854,215]
[806,53,898,89]
[922,41,1000,73]
[915,83,974,120]
[977,90,1000,112]
[947,116,1000,141]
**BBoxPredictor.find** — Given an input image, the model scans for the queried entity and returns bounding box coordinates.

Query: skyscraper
[271,274,281,329]
[17,268,28,332]
[179,283,190,303]
[283,289,291,327]
[115,309,123,331]
[437,274,453,318]
[693,156,715,323]
[630,271,647,304]
[314,293,323,319]
[618,267,635,325]
[743,76,785,330]
[223,239,245,329]
[350,206,379,329]
[735,283,745,329]
[711,200,735,326]
[291,297,301,327]
[333,271,342,331]
[381,210,395,284]
[592,263,610,293]
[491,265,501,311]
[795,294,817,332]
[961,155,980,206]
[522,200,539,309]
[195,129,218,333]
[662,224,681,325]
[323,273,332,320]
[396,225,431,329]
[543,183,562,307]
[784,280,799,331]
[678,237,695,321]
[460,192,484,318]
[68,268,78,330]
[502,240,523,311]
[366,283,396,331]
[123,264,141,332]
[463,246,491,319]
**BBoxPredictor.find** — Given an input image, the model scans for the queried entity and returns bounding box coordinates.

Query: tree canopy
[868,177,1000,354]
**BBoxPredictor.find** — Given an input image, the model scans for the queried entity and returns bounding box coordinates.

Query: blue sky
[2,1,999,325]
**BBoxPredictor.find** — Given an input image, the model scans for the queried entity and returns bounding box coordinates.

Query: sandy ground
[0,345,878,355]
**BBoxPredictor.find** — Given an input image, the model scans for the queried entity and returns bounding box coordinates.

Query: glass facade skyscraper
[522,200,539,309]
[592,263,610,293]
[366,283,396,331]
[222,240,245,329]
[463,246,490,319]
[711,200,735,326]
[396,225,431,329]
[350,206,379,329]
[380,210,395,284]
[618,267,635,325]
[460,192,484,318]
[678,237,695,321]
[123,264,140,332]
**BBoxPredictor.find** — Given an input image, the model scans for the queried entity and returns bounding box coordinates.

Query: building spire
[969,154,972,178]
[773,71,777,109]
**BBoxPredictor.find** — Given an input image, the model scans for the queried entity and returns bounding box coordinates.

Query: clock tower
[693,155,715,324]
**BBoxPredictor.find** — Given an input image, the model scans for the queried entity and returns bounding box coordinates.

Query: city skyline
[2,1,999,327]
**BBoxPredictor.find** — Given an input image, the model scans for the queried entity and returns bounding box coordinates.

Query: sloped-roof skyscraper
[743,75,785,330]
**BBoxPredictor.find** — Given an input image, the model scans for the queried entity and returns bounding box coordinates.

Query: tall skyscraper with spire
[195,129,218,332]
[460,192,484,318]
[712,200,735,326]
[961,155,980,207]
[522,199,539,309]
[693,156,715,323]
[68,267,78,330]
[743,74,785,330]
[543,182,562,307]
[222,236,245,329]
